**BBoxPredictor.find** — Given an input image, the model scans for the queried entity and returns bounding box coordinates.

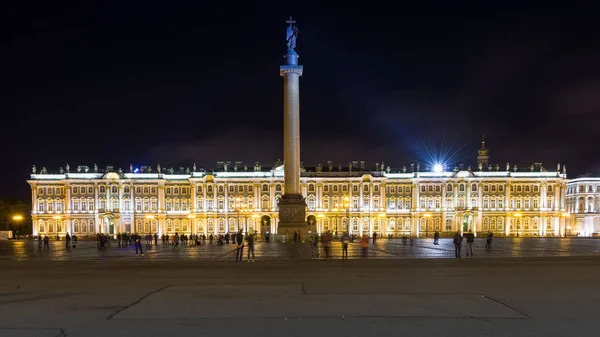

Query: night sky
[2,2,599,199]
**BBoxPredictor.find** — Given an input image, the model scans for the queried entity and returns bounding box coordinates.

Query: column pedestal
[277,194,307,236]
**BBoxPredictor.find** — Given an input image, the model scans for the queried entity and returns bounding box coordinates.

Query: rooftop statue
[285,16,298,51]
[32,165,36,174]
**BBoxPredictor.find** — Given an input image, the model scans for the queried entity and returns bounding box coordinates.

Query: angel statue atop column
[286,17,298,51]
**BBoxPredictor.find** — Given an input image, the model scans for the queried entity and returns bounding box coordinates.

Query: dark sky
[2,1,599,199]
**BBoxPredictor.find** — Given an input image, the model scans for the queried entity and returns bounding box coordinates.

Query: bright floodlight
[433,164,444,173]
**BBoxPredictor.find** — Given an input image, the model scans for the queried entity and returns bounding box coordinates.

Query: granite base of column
[277,194,308,238]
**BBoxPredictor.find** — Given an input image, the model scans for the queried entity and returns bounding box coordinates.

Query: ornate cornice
[280,65,303,76]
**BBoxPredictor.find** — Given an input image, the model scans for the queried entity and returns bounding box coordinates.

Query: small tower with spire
[477,135,489,167]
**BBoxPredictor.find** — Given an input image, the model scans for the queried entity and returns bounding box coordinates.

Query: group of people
[451,230,493,258]
[311,231,375,259]
[233,230,256,262]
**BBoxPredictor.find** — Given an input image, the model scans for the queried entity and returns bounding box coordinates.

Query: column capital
[280,65,303,76]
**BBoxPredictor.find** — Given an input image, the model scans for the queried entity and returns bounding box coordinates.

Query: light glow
[433,164,444,173]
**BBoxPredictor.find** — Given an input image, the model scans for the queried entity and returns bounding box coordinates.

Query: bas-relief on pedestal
[277,16,308,237]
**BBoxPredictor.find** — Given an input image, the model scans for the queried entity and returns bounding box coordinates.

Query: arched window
[483,196,490,209]
[321,196,329,210]
[490,218,496,231]
[419,196,426,209]
[362,217,369,232]
[181,198,188,211]
[434,217,441,231]
[405,218,411,231]
[197,197,204,210]
[78,197,85,212]
[405,197,411,210]
[420,217,426,231]
[352,217,359,232]
[48,220,55,233]
[38,219,45,233]
[546,217,553,230]
[218,218,225,233]
[174,219,181,232]
[207,218,214,233]
[388,197,396,210]
[490,196,496,209]
[497,217,504,230]
[174,198,181,211]
[217,197,224,210]
[112,197,119,211]
[228,218,236,233]
[373,196,380,209]
[182,219,189,232]
[428,196,434,209]
[445,218,452,231]
[99,198,106,210]
[143,219,150,233]
[307,195,316,211]
[73,219,80,233]
[261,196,269,210]
[150,198,157,212]
[37,198,44,212]
[483,218,489,230]
[446,197,453,209]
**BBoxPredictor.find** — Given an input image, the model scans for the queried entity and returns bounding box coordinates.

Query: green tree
[0,198,31,236]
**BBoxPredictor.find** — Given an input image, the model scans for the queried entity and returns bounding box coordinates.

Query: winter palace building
[27,140,587,238]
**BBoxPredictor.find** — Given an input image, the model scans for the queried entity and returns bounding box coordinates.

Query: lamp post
[513,213,522,237]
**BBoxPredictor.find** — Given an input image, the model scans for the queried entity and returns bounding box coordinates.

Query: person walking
[43,235,49,250]
[485,231,493,250]
[235,230,244,261]
[246,232,255,262]
[340,232,350,259]
[37,235,42,251]
[465,230,475,257]
[433,231,440,245]
[360,233,369,258]
[134,233,144,257]
[453,232,463,258]
[372,232,377,244]
[65,233,71,249]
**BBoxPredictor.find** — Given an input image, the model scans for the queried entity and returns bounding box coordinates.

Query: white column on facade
[118,183,124,233]
[270,182,276,210]
[540,215,546,236]
[541,184,547,209]
[129,183,135,234]
[369,183,374,211]
[506,216,511,236]
[191,181,197,212]
[94,184,100,233]
[65,182,71,213]
[441,182,447,232]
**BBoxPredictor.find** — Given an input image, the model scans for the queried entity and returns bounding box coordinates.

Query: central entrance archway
[260,215,271,234]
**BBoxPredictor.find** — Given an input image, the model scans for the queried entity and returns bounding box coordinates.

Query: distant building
[27,141,571,238]
[566,178,600,236]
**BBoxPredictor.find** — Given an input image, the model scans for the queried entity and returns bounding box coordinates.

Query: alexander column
[278,16,307,236]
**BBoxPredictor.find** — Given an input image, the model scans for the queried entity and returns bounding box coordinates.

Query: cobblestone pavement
[2,237,599,261]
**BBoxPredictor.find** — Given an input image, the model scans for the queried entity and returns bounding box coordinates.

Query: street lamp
[12,215,23,238]
[513,213,522,237]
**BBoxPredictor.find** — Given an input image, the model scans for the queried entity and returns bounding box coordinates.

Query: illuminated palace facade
[28,143,574,238]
